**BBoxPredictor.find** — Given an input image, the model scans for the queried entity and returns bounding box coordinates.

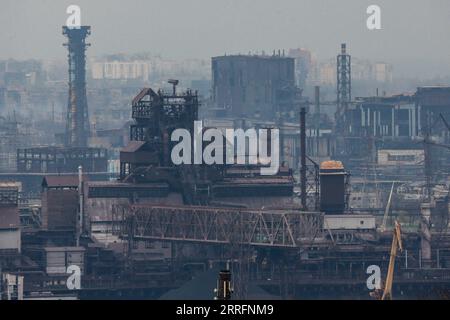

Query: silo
[320,161,347,214]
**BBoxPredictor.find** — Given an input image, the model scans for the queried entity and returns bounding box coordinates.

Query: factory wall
[45,247,85,275]
[41,189,78,230]
[377,149,424,166]
[324,215,376,230]
[0,229,21,253]
[212,55,296,119]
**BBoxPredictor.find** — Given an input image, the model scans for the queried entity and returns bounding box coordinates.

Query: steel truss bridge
[112,205,325,248]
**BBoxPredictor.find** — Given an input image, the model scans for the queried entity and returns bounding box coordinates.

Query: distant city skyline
[1,0,450,78]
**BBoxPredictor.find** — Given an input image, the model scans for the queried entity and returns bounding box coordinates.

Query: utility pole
[315,86,320,156]
[77,165,84,247]
[300,105,307,210]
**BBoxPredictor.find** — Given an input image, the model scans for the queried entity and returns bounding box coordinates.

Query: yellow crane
[371,220,403,300]
[382,220,403,300]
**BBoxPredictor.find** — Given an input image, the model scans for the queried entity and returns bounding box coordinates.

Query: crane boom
[381,182,396,232]
[381,221,403,300]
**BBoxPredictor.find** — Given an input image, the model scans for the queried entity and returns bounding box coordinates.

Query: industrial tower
[336,43,351,132]
[63,26,91,147]
[16,26,107,174]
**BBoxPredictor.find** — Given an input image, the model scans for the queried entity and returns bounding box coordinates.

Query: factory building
[416,86,450,139]
[211,54,300,120]
[3,18,450,300]
[41,176,80,232]
[348,95,417,138]
[332,86,450,174]
[0,186,21,253]
[346,87,450,141]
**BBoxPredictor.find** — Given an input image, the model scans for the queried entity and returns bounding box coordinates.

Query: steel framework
[306,156,320,211]
[112,205,324,248]
[63,26,91,147]
[16,147,107,173]
[336,43,351,133]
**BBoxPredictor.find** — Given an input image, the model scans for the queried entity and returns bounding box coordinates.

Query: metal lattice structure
[16,147,107,173]
[63,26,91,147]
[16,26,108,175]
[121,86,199,179]
[300,105,320,211]
[306,157,320,211]
[336,43,351,132]
[111,204,323,299]
[112,205,324,248]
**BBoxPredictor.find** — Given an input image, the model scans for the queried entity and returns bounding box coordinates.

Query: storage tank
[320,161,347,214]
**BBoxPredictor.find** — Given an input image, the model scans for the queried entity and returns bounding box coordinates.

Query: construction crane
[382,220,403,300]
[371,221,403,300]
[380,182,396,232]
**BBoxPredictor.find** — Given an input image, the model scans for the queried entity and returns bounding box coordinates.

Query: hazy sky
[1,0,450,77]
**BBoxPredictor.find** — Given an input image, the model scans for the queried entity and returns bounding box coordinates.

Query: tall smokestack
[336,43,351,135]
[63,26,91,147]
[300,106,307,210]
[315,86,320,152]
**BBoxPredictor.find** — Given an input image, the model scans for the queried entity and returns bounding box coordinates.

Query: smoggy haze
[1,0,450,78]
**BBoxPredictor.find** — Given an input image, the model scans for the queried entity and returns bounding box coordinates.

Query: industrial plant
[1,1,450,302]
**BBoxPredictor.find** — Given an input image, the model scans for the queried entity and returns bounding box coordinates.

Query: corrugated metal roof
[0,206,19,229]
[132,88,157,106]
[42,175,85,188]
